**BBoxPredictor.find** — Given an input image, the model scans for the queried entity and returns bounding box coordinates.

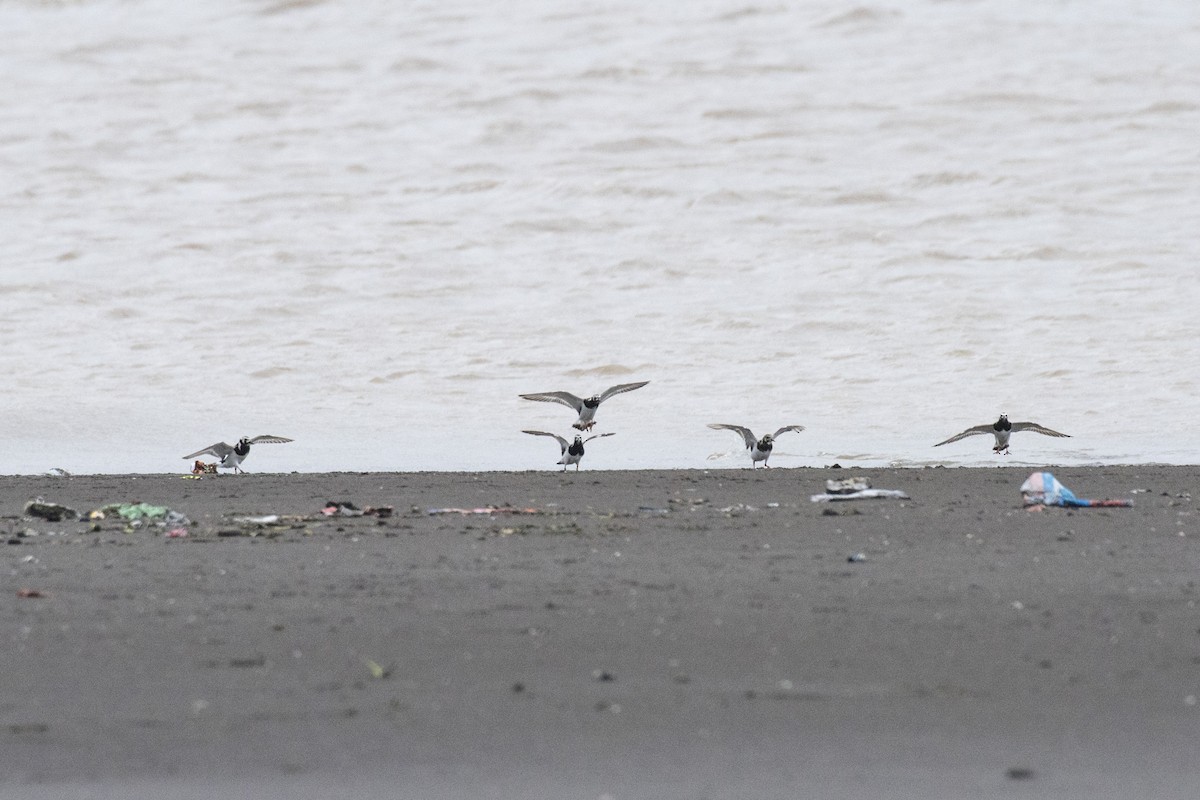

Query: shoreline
[4,466,1198,798]
[8,460,1200,475]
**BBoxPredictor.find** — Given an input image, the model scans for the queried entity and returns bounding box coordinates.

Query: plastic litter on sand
[1020,472,1134,509]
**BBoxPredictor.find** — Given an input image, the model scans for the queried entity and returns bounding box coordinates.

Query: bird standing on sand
[708,423,806,468]
[182,435,293,473]
[934,415,1069,454]
[519,381,649,431]
[522,430,614,471]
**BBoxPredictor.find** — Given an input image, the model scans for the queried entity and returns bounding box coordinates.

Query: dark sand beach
[2,466,1198,799]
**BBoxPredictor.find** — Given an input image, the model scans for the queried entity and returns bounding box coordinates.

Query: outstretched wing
[771,425,805,440]
[933,424,995,447]
[522,429,570,454]
[182,441,234,460]
[597,381,649,403]
[519,391,585,412]
[708,423,757,450]
[248,435,293,445]
[1011,422,1070,438]
[583,432,616,444]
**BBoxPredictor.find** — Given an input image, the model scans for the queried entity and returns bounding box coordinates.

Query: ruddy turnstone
[522,430,615,471]
[707,423,805,468]
[934,415,1069,454]
[181,435,293,473]
[519,381,649,431]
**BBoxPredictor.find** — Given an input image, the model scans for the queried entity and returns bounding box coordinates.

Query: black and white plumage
[522,430,614,471]
[934,415,1069,454]
[708,423,806,468]
[181,435,293,473]
[519,381,649,431]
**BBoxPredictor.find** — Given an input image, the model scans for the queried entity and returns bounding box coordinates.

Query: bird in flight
[519,381,649,431]
[934,414,1069,454]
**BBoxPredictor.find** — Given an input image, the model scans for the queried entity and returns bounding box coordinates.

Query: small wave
[452,162,506,175]
[61,37,150,59]
[587,136,686,153]
[600,258,658,273]
[389,58,450,73]
[714,319,756,331]
[830,191,904,205]
[457,89,562,110]
[1008,246,1084,261]
[1093,260,1151,274]
[881,251,970,269]
[912,213,975,230]
[505,217,616,234]
[740,62,812,75]
[925,250,970,261]
[298,282,349,295]
[910,171,984,188]
[1138,101,1200,115]
[232,101,290,118]
[702,107,772,121]
[170,172,222,184]
[716,5,787,22]
[817,7,900,27]
[260,0,328,15]
[440,180,500,195]
[369,371,418,384]
[576,66,649,81]
[947,92,1073,108]
[564,365,643,379]
[692,189,747,205]
[591,183,676,199]
[250,367,295,379]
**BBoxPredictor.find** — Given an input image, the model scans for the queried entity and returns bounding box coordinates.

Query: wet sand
[2,466,1198,799]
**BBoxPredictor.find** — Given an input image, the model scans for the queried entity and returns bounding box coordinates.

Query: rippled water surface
[2,0,1198,473]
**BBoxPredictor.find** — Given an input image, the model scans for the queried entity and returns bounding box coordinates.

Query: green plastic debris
[117,503,171,520]
[363,658,392,680]
[90,502,172,521]
[88,503,190,531]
